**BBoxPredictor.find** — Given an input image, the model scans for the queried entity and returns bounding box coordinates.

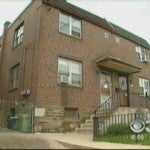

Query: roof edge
[42,0,114,32]
[0,0,33,37]
[43,0,150,50]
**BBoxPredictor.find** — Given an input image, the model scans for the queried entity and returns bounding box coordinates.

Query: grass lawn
[94,133,150,145]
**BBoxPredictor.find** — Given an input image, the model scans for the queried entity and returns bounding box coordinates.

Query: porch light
[103,84,108,89]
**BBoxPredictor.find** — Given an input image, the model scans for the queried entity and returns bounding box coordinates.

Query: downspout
[30,3,43,133]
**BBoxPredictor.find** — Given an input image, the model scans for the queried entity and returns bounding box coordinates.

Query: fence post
[30,102,35,133]
[93,116,99,141]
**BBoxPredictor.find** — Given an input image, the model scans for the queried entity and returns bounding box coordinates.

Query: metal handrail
[95,92,119,117]
[145,92,150,100]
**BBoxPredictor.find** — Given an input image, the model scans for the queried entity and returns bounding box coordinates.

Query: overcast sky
[0,0,150,44]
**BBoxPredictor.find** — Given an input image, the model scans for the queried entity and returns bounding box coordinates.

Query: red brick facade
[0,0,150,132]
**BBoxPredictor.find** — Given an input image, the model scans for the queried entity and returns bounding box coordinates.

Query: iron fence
[93,112,150,144]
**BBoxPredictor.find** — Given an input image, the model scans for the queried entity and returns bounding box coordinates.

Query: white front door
[100,71,112,105]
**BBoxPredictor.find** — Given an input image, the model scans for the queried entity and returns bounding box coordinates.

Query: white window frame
[135,46,147,62]
[104,32,109,39]
[115,37,120,43]
[139,78,150,96]
[59,13,81,39]
[58,57,82,87]
[14,23,24,47]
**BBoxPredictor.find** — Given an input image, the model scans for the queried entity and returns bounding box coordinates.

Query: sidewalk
[37,132,150,149]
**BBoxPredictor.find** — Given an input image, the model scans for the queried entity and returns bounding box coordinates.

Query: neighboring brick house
[0,0,150,132]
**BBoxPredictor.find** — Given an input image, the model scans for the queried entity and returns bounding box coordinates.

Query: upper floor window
[10,64,19,90]
[139,78,150,96]
[115,37,120,43]
[14,23,24,47]
[135,46,147,62]
[58,57,82,86]
[59,13,81,38]
[104,32,109,39]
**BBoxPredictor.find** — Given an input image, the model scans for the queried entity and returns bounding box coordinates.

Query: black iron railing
[95,91,150,117]
[94,92,119,117]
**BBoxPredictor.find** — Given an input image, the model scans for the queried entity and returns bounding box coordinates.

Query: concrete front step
[81,123,93,130]
[85,119,93,124]
[75,118,93,134]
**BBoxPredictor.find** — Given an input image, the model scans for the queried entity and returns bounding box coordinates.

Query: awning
[96,55,141,74]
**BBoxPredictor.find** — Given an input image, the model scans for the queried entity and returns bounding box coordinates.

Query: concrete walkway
[0,127,150,149]
[37,132,150,149]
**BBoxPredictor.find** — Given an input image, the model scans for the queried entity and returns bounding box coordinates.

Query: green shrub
[107,124,133,135]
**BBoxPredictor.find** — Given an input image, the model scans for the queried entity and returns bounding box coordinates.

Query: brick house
[0,0,150,132]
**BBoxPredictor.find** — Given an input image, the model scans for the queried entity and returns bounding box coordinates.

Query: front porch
[76,55,149,134]
[96,55,144,109]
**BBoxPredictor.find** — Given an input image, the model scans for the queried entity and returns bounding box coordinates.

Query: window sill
[136,59,148,63]
[59,31,82,40]
[9,88,18,93]
[139,94,147,98]
[58,83,82,89]
[12,42,23,50]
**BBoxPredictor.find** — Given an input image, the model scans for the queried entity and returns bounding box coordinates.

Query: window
[119,76,127,90]
[10,65,19,90]
[59,13,81,38]
[115,37,120,43]
[135,46,147,61]
[104,32,109,39]
[64,108,79,119]
[14,23,24,47]
[58,57,82,86]
[139,78,150,96]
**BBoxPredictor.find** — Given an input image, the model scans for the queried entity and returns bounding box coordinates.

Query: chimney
[3,21,11,33]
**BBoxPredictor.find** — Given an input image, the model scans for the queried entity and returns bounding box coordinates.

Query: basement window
[64,108,79,119]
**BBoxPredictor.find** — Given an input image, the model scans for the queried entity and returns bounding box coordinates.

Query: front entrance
[100,71,112,105]
[118,76,128,106]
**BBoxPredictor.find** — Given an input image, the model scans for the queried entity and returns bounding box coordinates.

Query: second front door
[119,76,128,106]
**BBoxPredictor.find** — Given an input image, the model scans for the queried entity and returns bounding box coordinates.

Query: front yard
[95,132,150,145]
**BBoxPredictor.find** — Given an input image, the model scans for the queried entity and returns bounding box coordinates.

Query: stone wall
[34,107,93,133]
[35,107,64,133]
